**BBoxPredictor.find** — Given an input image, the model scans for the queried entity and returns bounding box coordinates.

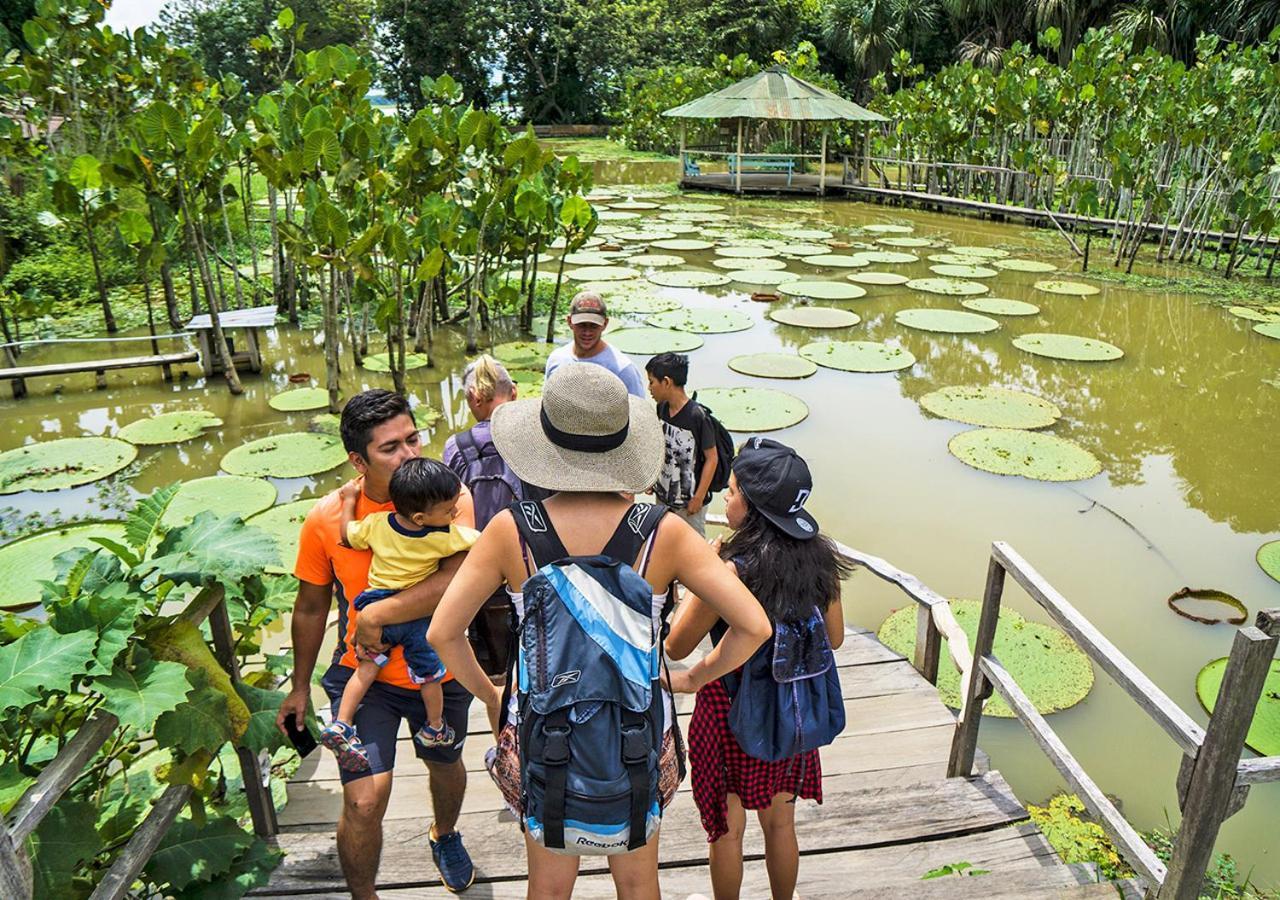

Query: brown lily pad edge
[1166,586,1248,626]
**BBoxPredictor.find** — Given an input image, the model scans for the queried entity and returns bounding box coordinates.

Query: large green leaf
[126,483,180,552]
[0,626,96,710]
[302,127,341,172]
[174,836,282,900]
[137,101,185,150]
[146,512,280,586]
[29,798,101,898]
[0,437,137,494]
[154,670,235,755]
[310,201,349,248]
[0,523,127,611]
[66,154,102,191]
[234,682,286,753]
[1196,658,1280,756]
[95,651,191,733]
[146,817,253,891]
[0,763,35,815]
[47,587,144,674]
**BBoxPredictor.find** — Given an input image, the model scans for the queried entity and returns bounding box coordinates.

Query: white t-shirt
[545,342,646,397]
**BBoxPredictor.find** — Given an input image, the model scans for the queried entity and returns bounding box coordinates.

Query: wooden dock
[256,626,1128,898]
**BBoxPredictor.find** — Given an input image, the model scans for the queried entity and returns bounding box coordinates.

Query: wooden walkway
[257,627,1129,898]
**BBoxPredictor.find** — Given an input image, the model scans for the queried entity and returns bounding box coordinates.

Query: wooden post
[245,328,263,373]
[913,604,941,685]
[0,829,31,900]
[4,344,26,398]
[678,121,686,185]
[862,125,870,185]
[735,118,744,194]
[947,554,1005,777]
[196,330,214,376]
[1160,623,1279,900]
[819,128,828,196]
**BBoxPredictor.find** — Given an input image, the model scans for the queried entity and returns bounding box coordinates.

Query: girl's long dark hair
[720,506,853,624]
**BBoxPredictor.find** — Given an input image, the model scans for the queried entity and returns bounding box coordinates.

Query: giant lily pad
[1013,333,1124,362]
[605,291,683,314]
[777,243,830,256]
[566,265,640,282]
[0,522,128,611]
[948,246,1009,259]
[799,340,914,372]
[268,388,330,412]
[509,369,545,399]
[1166,587,1247,626]
[905,278,989,297]
[770,307,861,329]
[650,238,715,252]
[778,282,867,301]
[647,309,753,334]
[608,201,660,210]
[930,253,989,266]
[847,271,910,286]
[713,257,787,271]
[726,269,800,286]
[696,387,808,432]
[727,353,817,379]
[852,251,918,265]
[118,411,223,445]
[627,254,686,268]
[930,263,998,279]
[161,475,278,530]
[1257,541,1280,583]
[661,202,724,212]
[596,210,640,221]
[563,251,622,266]
[862,224,914,234]
[715,246,780,259]
[1196,657,1280,756]
[962,297,1040,316]
[608,328,705,354]
[495,341,553,368]
[878,600,1093,717]
[1255,322,1280,340]
[802,254,868,269]
[0,437,137,494]
[948,428,1101,481]
[362,352,430,372]
[247,499,320,574]
[1034,280,1100,297]
[920,386,1061,429]
[895,309,999,334]
[876,237,933,248]
[613,230,678,243]
[647,271,731,288]
[221,433,347,478]
[993,258,1059,273]
[779,228,833,241]
[1228,306,1280,323]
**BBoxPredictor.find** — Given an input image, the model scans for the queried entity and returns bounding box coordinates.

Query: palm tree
[823,0,942,82]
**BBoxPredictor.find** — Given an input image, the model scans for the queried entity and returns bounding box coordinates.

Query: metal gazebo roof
[662,67,886,123]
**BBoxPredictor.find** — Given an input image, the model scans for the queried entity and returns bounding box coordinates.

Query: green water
[3,159,1278,883]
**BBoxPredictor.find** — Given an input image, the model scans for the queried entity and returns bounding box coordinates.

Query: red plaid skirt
[689,677,822,843]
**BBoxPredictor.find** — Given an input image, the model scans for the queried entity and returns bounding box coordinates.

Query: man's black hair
[340,390,415,457]
[644,352,688,387]
[389,458,461,518]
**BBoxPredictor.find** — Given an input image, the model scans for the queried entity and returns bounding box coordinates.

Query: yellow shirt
[345,513,479,590]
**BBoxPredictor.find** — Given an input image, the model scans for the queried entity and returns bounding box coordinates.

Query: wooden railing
[706,515,1280,898]
[0,585,279,900]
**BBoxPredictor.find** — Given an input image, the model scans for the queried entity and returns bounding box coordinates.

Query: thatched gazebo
[663,67,886,195]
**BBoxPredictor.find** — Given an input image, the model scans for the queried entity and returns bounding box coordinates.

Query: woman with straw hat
[429,364,771,898]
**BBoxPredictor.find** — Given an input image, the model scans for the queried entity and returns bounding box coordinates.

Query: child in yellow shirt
[320,458,479,772]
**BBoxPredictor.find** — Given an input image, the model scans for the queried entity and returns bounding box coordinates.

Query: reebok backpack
[725,607,845,762]
[505,500,675,855]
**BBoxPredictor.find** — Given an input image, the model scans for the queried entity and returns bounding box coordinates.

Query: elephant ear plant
[0,484,306,895]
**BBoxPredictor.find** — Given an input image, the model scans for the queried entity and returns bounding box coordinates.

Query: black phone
[284,712,319,757]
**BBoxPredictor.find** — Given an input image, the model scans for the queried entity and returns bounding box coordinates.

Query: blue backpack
[506,500,680,855]
[725,607,844,762]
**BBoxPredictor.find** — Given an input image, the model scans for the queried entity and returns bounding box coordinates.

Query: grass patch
[540,137,675,162]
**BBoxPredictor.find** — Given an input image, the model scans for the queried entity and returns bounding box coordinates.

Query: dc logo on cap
[788,488,810,514]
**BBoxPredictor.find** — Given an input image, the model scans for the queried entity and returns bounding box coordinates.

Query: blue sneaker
[430,827,475,893]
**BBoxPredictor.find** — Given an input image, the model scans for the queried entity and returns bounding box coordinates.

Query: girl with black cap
[666,437,853,900]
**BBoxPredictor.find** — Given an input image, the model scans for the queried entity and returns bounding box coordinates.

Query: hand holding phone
[283,712,318,757]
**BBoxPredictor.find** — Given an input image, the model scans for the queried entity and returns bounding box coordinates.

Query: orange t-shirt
[294,487,471,690]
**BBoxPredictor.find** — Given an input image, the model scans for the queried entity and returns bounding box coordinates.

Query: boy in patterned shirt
[645,352,719,535]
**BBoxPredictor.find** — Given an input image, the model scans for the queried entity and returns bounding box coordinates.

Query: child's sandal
[320,720,371,772]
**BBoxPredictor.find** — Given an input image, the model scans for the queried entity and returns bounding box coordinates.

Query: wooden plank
[979,654,1166,886]
[1236,756,1280,786]
[186,305,277,330]
[262,771,1031,892]
[88,784,192,900]
[0,351,200,381]
[949,556,1004,778]
[1163,625,1278,900]
[992,542,1205,754]
[8,712,118,843]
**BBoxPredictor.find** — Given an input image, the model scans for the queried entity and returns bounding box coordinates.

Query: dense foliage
[0,484,298,896]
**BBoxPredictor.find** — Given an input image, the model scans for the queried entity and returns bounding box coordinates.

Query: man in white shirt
[544,291,646,397]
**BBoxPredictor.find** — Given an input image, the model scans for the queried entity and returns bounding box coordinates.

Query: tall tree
[376,0,496,113]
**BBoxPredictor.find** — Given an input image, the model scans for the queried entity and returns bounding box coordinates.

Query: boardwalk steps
[257,627,1124,897]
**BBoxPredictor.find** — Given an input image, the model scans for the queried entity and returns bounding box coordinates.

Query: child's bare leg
[420,680,444,729]
[709,792,747,899]
[757,793,799,900]
[337,659,381,724]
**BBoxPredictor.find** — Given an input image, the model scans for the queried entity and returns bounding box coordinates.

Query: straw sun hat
[491,364,662,494]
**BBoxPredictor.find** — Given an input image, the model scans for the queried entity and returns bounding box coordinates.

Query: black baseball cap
[732,437,819,540]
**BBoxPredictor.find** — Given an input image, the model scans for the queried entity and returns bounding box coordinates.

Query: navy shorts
[354,588,445,683]
[321,663,473,784]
